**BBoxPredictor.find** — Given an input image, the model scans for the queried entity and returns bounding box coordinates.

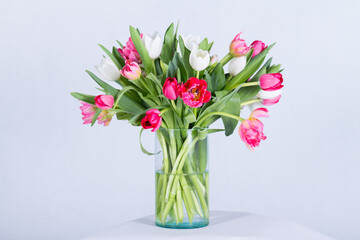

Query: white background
[1,0,359,239]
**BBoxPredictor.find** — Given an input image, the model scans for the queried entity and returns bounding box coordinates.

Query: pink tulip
[121,60,141,80]
[239,108,269,151]
[229,33,250,57]
[163,77,179,100]
[98,110,113,126]
[259,73,284,91]
[79,102,112,126]
[141,109,162,132]
[80,102,97,124]
[262,95,281,106]
[94,95,114,110]
[118,35,142,64]
[250,40,267,57]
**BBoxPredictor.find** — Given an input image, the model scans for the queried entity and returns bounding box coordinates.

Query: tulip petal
[250,108,269,119]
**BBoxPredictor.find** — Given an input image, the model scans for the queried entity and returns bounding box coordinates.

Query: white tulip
[182,35,201,51]
[142,32,162,60]
[189,49,210,71]
[228,56,247,76]
[95,58,120,81]
[257,89,282,99]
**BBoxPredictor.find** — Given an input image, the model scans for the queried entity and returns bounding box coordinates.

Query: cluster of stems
[155,129,209,226]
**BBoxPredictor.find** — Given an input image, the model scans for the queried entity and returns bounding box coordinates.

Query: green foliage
[161,23,175,64]
[219,93,241,136]
[130,26,153,73]
[98,44,122,69]
[112,46,125,67]
[205,63,226,92]
[70,92,95,104]
[86,70,119,97]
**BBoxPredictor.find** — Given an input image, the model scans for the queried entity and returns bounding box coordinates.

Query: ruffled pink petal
[250,108,269,119]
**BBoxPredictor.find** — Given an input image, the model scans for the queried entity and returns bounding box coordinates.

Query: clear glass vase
[155,128,209,229]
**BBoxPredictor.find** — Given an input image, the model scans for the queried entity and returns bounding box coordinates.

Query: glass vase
[155,128,209,229]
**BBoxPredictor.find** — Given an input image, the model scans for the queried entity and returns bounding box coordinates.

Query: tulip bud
[250,40,267,58]
[189,49,210,71]
[210,55,218,65]
[121,60,141,80]
[229,33,250,57]
[95,58,120,81]
[141,109,162,132]
[163,77,179,100]
[94,95,114,110]
[228,56,247,76]
[182,35,201,51]
[142,32,162,60]
[257,89,282,106]
[259,73,284,91]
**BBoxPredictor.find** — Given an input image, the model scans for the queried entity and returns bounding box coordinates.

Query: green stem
[242,82,259,87]
[196,111,245,127]
[196,71,200,79]
[219,53,233,66]
[240,99,261,107]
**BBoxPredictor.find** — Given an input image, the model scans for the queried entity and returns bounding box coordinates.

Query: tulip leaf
[178,36,195,77]
[116,40,123,48]
[98,44,122,70]
[91,108,102,127]
[248,57,272,83]
[198,38,208,50]
[267,64,282,73]
[86,70,119,97]
[139,128,158,155]
[205,63,225,92]
[161,23,175,64]
[174,52,188,81]
[112,46,125,67]
[130,26,153,73]
[218,93,241,136]
[113,86,146,115]
[225,43,275,90]
[167,59,178,78]
[71,92,95,104]
[238,85,261,103]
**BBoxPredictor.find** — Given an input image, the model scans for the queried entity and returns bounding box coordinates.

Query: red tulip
[163,77,179,100]
[178,77,211,108]
[94,95,114,110]
[141,109,162,132]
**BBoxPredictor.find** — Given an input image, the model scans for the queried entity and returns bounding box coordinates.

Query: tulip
[141,109,162,132]
[182,35,201,51]
[210,55,218,65]
[118,36,142,64]
[239,108,269,151]
[80,102,97,124]
[228,56,247,76]
[178,77,211,108]
[95,58,120,81]
[250,40,267,57]
[95,95,114,110]
[163,77,179,100]
[229,33,250,57]
[258,89,282,106]
[142,32,162,60]
[259,73,283,91]
[121,60,141,80]
[98,110,113,126]
[189,49,210,71]
[262,95,281,106]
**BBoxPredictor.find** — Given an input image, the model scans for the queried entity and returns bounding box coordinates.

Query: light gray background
[0,0,359,239]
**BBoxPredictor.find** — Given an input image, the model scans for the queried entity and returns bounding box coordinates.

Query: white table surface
[79,211,334,240]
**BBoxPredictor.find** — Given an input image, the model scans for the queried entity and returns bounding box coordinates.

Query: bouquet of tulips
[71,23,283,227]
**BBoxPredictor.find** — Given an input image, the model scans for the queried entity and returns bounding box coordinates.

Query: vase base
[155,220,209,229]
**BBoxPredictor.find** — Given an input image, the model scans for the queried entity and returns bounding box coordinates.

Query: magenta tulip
[94,95,114,110]
[259,73,284,91]
[141,109,162,132]
[163,77,179,100]
[250,40,267,57]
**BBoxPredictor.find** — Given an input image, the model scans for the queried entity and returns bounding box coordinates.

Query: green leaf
[205,63,226,92]
[198,38,208,50]
[166,59,178,78]
[130,26,153,73]
[219,93,241,136]
[161,23,175,64]
[116,40,123,48]
[71,92,95,104]
[129,112,145,126]
[225,43,275,90]
[174,52,188,81]
[86,70,119,97]
[184,110,196,124]
[91,108,102,126]
[98,44,121,69]
[207,129,225,134]
[139,128,158,155]
[113,86,146,115]
[248,57,272,83]
[178,36,195,77]
[267,64,281,73]
[238,85,261,103]
[112,46,125,67]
